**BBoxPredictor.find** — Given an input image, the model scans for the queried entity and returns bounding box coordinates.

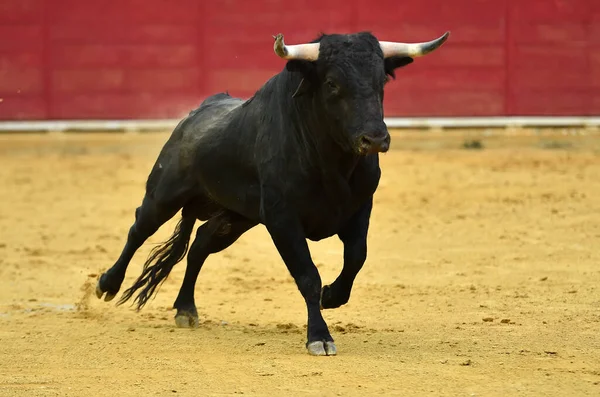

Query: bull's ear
[384,56,414,79]
[286,60,316,98]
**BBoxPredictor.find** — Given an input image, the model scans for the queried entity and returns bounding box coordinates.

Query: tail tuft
[117,215,196,309]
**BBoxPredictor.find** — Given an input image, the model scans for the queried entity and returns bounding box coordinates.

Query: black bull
[96,31,449,356]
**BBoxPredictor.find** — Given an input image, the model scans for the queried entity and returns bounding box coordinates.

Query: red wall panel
[0,0,598,120]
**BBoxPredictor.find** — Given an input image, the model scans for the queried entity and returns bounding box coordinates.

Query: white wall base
[0,117,599,132]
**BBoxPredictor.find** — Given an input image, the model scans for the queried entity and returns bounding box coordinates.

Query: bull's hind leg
[173,211,256,327]
[96,194,183,301]
[96,163,195,302]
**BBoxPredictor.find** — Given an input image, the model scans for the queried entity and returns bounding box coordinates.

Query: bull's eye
[325,80,338,91]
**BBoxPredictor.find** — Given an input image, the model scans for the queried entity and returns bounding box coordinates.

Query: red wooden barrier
[0,0,598,120]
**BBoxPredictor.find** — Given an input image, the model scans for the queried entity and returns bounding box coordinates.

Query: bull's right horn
[273,33,320,61]
[379,31,450,58]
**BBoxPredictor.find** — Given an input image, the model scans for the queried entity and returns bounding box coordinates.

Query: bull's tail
[117,214,196,309]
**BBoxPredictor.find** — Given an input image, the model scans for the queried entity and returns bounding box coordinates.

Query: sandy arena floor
[0,129,599,396]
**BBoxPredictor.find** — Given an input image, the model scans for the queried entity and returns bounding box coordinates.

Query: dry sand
[0,129,599,396]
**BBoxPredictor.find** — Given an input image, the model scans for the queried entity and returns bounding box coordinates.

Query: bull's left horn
[273,33,320,61]
[379,31,450,58]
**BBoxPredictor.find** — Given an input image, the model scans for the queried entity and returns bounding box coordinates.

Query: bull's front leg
[261,188,336,356]
[321,197,372,309]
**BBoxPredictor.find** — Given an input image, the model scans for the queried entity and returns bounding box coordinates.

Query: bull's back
[186,93,245,134]
[148,92,245,182]
[180,93,261,219]
[172,93,245,165]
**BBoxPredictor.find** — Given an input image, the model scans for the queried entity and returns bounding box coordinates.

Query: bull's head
[273,31,449,155]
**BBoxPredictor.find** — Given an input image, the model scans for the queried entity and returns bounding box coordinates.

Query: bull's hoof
[174,312,199,328]
[95,279,118,302]
[320,284,348,310]
[307,341,337,356]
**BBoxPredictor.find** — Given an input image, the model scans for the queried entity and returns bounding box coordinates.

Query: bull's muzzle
[358,133,390,155]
